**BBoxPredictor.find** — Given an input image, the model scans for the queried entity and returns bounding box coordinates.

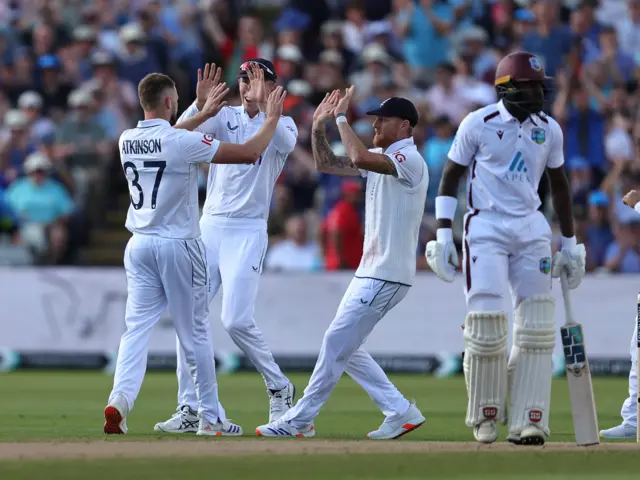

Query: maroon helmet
[494,51,552,115]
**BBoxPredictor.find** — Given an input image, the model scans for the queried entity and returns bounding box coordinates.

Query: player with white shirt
[599,189,640,439]
[256,89,428,439]
[104,72,288,436]
[426,51,586,445]
[154,60,297,433]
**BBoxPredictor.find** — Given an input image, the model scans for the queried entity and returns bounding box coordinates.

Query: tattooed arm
[311,122,361,176]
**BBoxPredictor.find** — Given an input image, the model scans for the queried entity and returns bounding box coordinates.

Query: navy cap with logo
[365,97,419,127]
[237,58,277,82]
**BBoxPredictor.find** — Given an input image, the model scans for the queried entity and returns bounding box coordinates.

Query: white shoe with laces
[473,420,498,444]
[196,418,243,436]
[256,418,315,438]
[367,403,425,440]
[154,405,199,433]
[268,383,295,423]
[599,423,636,439]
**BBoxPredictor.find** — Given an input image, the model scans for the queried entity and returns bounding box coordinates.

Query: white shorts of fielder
[280,277,412,428]
[176,215,289,410]
[462,209,555,439]
[109,233,225,423]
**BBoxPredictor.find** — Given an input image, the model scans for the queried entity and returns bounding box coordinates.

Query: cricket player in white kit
[154,60,297,433]
[104,72,289,436]
[256,89,428,439]
[427,51,586,445]
[599,188,640,439]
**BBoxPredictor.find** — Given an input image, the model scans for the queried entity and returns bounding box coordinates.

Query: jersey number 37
[123,161,166,210]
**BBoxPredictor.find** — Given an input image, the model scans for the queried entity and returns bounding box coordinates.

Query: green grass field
[0,371,638,479]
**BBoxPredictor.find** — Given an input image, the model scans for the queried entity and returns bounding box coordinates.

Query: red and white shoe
[104,393,128,434]
[367,403,425,439]
[196,418,243,436]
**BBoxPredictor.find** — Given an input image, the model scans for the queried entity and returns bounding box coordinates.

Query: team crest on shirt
[393,152,406,163]
[539,257,551,274]
[531,127,546,145]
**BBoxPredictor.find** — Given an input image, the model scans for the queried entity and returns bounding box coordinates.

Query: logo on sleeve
[539,257,551,274]
[227,122,239,132]
[531,127,545,144]
[201,134,215,146]
[393,152,406,163]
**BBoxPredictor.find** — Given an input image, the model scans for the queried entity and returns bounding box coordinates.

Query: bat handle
[560,272,573,324]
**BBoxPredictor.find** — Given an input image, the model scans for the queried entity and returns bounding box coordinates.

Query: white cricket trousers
[621,319,638,427]
[463,209,552,311]
[109,233,224,423]
[282,277,411,428]
[176,216,289,410]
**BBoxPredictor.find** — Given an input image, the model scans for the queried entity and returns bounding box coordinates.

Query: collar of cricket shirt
[384,136,415,155]
[137,119,169,128]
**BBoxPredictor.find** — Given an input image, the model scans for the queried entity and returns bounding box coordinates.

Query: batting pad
[463,311,508,426]
[508,295,555,436]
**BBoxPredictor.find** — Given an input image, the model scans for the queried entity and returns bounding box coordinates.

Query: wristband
[435,196,458,220]
[635,201,640,216]
[561,236,577,250]
[336,113,348,124]
[436,228,453,243]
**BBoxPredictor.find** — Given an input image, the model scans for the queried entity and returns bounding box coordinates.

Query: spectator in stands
[423,116,455,213]
[276,44,303,86]
[35,54,74,120]
[313,49,347,101]
[0,109,37,185]
[268,184,295,246]
[1,48,37,105]
[82,50,138,134]
[521,0,572,77]
[586,26,635,85]
[350,44,393,106]
[322,181,364,271]
[55,89,109,210]
[71,25,97,83]
[604,217,640,273]
[317,20,356,76]
[552,77,606,181]
[424,62,470,126]
[615,0,640,57]
[116,23,161,88]
[392,0,454,81]
[18,91,55,145]
[5,152,74,264]
[585,190,614,271]
[343,0,369,55]
[265,215,322,272]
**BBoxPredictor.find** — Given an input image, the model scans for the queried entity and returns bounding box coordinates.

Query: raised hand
[334,85,355,117]
[201,82,229,118]
[265,86,287,121]
[246,62,267,104]
[196,63,222,110]
[313,90,340,123]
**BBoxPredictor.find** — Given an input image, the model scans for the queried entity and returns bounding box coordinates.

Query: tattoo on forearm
[312,127,357,172]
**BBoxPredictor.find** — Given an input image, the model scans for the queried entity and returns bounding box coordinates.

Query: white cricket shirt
[355,137,428,286]
[448,100,564,216]
[178,103,297,221]
[120,119,220,239]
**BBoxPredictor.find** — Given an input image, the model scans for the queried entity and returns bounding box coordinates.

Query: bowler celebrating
[256,89,428,439]
[427,51,585,445]
[155,61,297,433]
[104,72,287,436]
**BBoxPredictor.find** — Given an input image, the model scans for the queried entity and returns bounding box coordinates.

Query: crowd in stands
[0,0,639,273]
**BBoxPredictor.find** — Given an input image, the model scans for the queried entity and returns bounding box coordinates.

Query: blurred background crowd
[0,0,638,273]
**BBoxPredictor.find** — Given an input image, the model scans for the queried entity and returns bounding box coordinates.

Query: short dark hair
[138,73,175,110]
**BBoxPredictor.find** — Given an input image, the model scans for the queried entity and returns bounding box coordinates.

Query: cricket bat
[559,273,600,446]
[636,295,640,443]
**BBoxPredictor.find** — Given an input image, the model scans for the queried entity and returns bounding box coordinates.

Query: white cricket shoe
[154,405,199,433]
[104,393,128,435]
[196,418,243,436]
[256,419,316,438]
[367,404,425,439]
[600,424,636,439]
[508,424,546,445]
[268,383,295,423]
[473,420,498,444]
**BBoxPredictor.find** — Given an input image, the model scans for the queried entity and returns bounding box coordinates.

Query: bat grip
[560,272,574,325]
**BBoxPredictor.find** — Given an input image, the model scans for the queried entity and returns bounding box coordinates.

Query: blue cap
[567,156,590,170]
[514,9,536,22]
[273,8,311,32]
[37,54,60,70]
[588,191,609,207]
